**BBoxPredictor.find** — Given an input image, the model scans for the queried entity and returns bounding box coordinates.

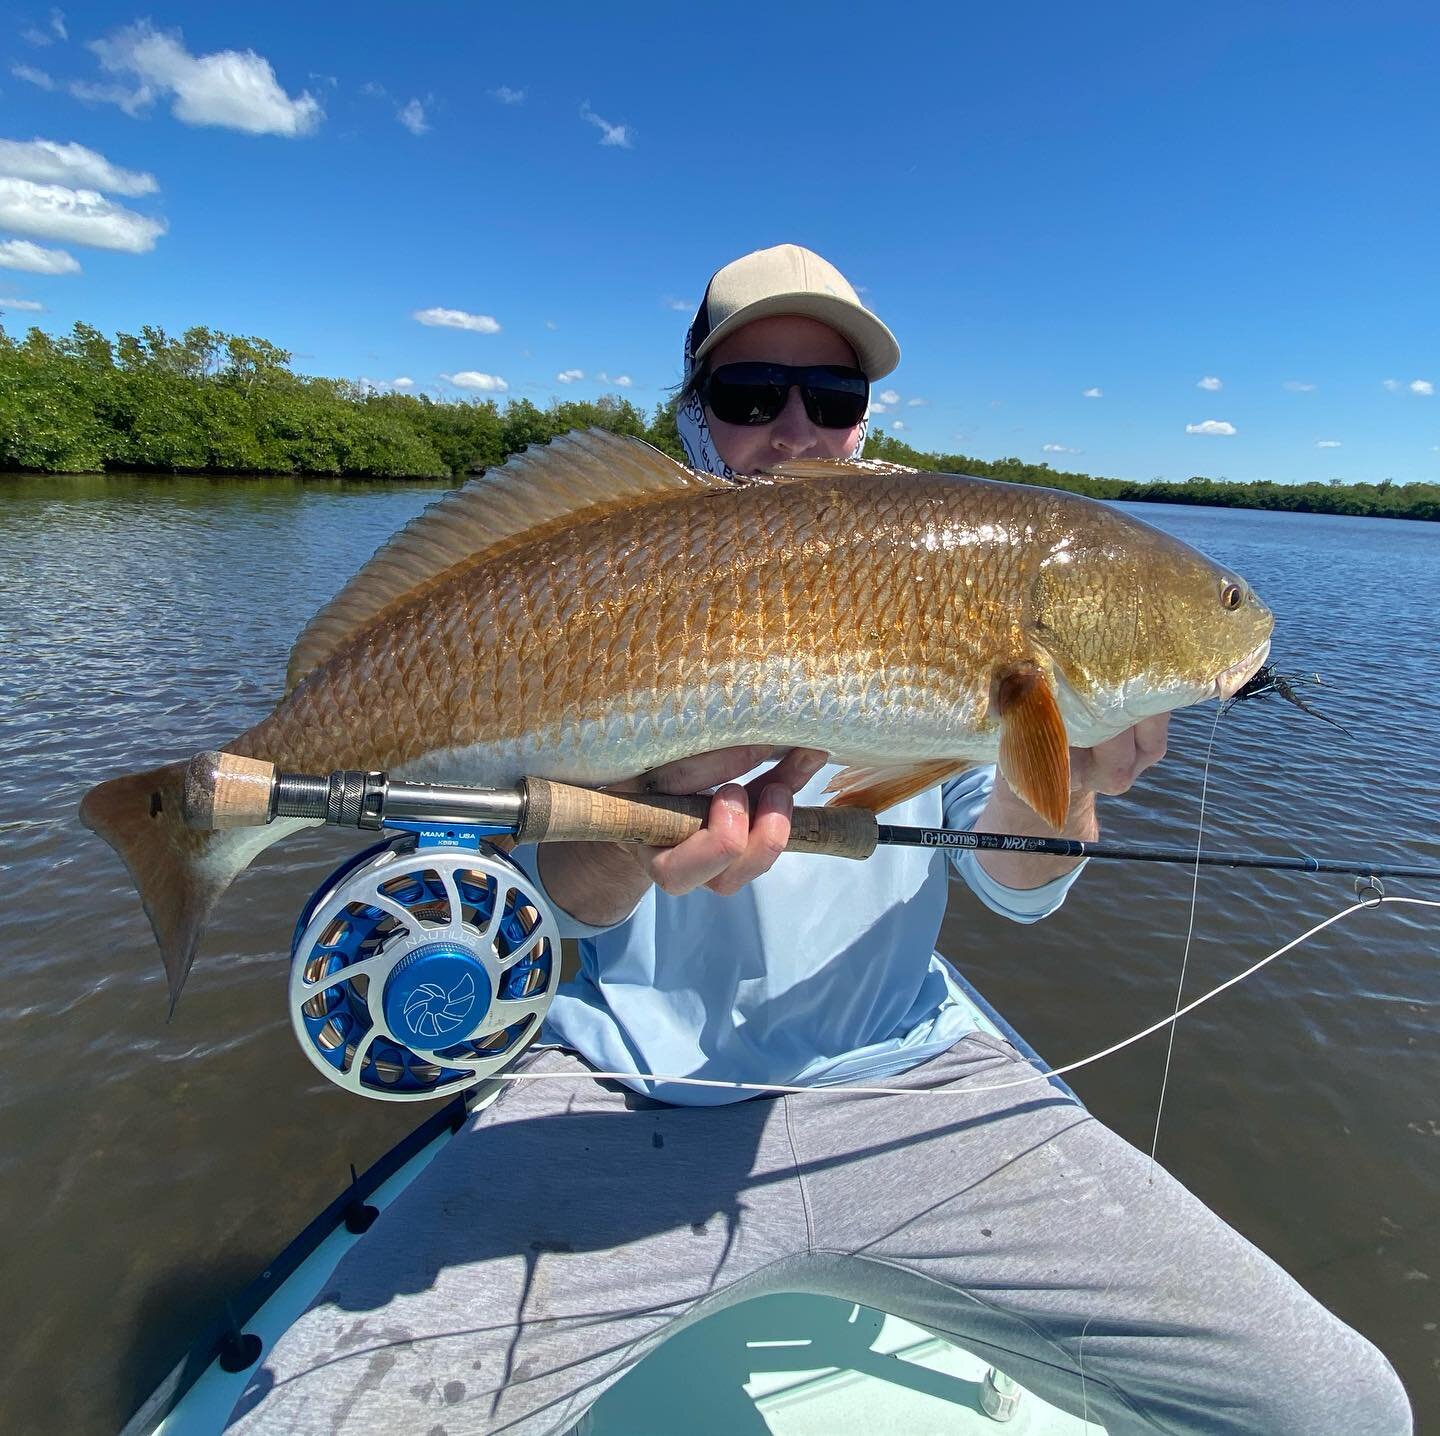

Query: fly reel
[289,827,560,1101]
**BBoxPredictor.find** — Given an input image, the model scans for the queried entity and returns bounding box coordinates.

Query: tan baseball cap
[690,244,900,380]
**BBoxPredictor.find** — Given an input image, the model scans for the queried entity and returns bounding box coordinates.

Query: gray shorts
[226,1036,1410,1435]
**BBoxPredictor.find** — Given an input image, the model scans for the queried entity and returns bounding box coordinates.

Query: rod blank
[878,825,1440,882]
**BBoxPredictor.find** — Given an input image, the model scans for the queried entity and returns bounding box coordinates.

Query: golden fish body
[80,432,1273,1003]
[240,455,1270,786]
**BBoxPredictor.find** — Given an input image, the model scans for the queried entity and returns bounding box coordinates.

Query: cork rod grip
[183,750,276,830]
[518,778,878,860]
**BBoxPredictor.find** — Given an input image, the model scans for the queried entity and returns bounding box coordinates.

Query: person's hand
[1069,713,1170,798]
[611,745,829,897]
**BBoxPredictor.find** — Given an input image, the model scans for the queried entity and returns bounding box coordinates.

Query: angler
[96,245,1411,1436]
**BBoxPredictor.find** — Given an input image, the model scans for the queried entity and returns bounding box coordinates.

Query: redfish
[80,430,1273,1006]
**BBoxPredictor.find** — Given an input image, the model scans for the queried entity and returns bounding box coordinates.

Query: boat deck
[136,968,1100,1434]
[589,1291,1102,1434]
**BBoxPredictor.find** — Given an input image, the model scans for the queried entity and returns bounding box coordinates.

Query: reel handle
[183,752,879,860]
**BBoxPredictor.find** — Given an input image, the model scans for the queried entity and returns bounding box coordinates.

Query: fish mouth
[1214,639,1272,700]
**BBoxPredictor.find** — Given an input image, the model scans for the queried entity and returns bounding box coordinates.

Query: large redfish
[80,430,1273,1006]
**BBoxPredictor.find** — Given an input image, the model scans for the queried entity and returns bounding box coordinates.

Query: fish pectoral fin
[823,759,974,814]
[995,663,1071,831]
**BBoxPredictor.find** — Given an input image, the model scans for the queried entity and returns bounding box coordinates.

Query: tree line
[2,320,1435,521]
[863,433,1440,522]
[0,320,685,478]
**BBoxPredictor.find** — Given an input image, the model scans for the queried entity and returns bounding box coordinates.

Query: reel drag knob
[383,944,493,1047]
[289,836,561,1102]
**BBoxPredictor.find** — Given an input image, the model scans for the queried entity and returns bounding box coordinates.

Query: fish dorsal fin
[766,457,921,482]
[284,431,725,692]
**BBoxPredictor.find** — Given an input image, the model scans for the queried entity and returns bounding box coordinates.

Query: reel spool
[289,829,561,1101]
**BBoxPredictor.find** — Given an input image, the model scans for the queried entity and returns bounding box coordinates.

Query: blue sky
[2,2,1437,484]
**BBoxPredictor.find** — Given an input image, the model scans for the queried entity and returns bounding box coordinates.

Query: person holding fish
[92,244,1407,1432]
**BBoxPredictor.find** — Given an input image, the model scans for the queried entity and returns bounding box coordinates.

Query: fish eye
[1220,582,1244,610]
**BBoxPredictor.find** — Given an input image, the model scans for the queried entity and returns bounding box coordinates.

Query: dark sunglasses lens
[801,368,869,428]
[704,363,869,428]
[704,364,787,426]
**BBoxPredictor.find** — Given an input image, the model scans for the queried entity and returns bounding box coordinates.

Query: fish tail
[79,760,280,1014]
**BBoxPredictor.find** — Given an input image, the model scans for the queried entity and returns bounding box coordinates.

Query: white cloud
[489,86,525,104]
[1185,419,1236,436]
[88,22,322,136]
[556,368,584,383]
[906,397,928,407]
[1043,443,1079,453]
[870,402,888,413]
[891,419,906,431]
[356,374,414,392]
[878,388,900,405]
[393,376,414,389]
[68,78,150,115]
[613,374,632,387]
[1283,380,1316,392]
[580,101,632,147]
[1315,440,1342,448]
[0,237,80,273]
[1411,379,1434,396]
[1383,378,1402,392]
[1083,387,1102,398]
[359,80,386,99]
[0,295,45,311]
[664,296,692,311]
[397,98,428,136]
[0,177,165,252]
[21,11,64,46]
[0,139,158,197]
[413,306,500,333]
[12,63,55,89]
[443,371,507,392]
[1197,375,1222,391]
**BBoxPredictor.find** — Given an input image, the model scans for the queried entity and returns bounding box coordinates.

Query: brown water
[1,473,1436,1434]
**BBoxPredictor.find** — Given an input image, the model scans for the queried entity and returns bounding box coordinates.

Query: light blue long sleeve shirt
[513,764,1085,1105]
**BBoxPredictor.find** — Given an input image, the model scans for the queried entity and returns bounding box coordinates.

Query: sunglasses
[699,362,869,429]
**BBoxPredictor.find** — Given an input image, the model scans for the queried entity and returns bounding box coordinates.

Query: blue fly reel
[289,827,561,1101]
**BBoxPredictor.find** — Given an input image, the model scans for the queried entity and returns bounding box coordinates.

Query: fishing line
[1083,706,1224,1428]
[502,896,1440,1099]
[1148,705,1225,1174]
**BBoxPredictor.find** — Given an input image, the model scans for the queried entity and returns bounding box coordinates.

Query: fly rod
[183,751,1440,884]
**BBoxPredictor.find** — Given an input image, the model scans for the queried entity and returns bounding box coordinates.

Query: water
[0,474,1435,1433]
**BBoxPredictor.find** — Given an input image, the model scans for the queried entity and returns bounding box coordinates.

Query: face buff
[675,316,870,480]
